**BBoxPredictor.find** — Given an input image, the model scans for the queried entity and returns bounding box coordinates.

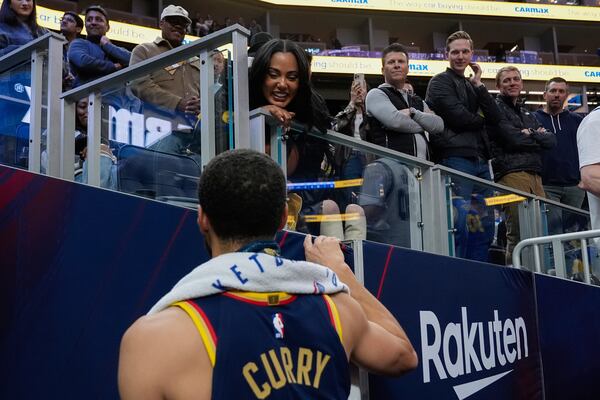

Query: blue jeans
[441,156,492,199]
[441,157,494,262]
[339,151,366,209]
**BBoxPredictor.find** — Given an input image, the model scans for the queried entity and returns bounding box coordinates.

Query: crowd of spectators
[0,2,598,269]
[186,11,263,39]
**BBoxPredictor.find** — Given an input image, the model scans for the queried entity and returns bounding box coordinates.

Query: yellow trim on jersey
[173,301,217,367]
[225,291,296,305]
[323,295,343,343]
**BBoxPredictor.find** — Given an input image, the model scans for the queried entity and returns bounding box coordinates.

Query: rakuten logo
[420,307,528,399]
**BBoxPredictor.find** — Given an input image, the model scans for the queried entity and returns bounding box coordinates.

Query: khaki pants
[498,171,545,264]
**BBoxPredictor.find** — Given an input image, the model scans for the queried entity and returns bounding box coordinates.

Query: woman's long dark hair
[249,39,329,131]
[0,0,41,35]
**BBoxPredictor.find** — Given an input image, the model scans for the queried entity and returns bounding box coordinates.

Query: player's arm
[118,309,212,400]
[332,292,417,375]
[119,315,170,399]
[580,164,600,197]
[304,235,418,375]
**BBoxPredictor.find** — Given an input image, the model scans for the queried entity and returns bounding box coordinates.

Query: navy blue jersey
[173,291,350,399]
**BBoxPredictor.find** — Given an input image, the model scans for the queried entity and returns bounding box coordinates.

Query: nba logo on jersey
[272,313,285,339]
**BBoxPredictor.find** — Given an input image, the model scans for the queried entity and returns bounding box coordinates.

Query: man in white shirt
[577,106,600,231]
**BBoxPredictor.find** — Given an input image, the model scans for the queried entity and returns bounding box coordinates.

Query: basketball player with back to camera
[118,149,418,399]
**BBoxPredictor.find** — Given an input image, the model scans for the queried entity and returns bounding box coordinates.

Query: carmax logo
[331,0,368,3]
[420,307,529,399]
[410,64,429,71]
[585,71,600,77]
[514,6,549,14]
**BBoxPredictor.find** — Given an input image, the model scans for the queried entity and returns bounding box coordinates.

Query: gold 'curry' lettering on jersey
[242,346,331,399]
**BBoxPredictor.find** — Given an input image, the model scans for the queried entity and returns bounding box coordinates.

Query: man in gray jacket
[365,43,443,160]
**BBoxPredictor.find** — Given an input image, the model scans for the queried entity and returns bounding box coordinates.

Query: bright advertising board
[311,57,600,83]
[258,0,600,23]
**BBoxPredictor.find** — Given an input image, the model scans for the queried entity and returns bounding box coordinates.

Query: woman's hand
[263,104,295,129]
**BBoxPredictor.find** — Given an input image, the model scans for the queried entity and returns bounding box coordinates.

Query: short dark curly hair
[198,149,287,242]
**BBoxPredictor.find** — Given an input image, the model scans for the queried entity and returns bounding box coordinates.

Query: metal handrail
[249,108,435,170]
[61,24,249,101]
[251,112,593,255]
[513,229,600,284]
[437,164,590,215]
[0,32,65,72]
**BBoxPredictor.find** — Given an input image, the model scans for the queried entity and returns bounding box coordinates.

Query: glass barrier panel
[63,79,195,208]
[277,128,424,250]
[541,200,591,236]
[212,47,232,155]
[39,50,49,173]
[442,171,520,266]
[541,240,600,285]
[589,240,600,286]
[0,61,31,170]
[540,200,593,276]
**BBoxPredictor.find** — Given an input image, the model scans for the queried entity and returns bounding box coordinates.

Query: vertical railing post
[231,30,249,149]
[409,168,424,251]
[200,48,215,169]
[271,125,287,176]
[61,98,75,179]
[421,167,450,256]
[581,239,592,284]
[86,92,102,187]
[45,35,64,178]
[28,48,43,173]
[249,112,267,153]
[347,240,369,400]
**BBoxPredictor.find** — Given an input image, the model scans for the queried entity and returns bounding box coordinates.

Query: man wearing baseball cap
[130,5,201,156]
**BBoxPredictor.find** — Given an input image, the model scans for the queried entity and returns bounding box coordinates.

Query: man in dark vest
[365,43,443,160]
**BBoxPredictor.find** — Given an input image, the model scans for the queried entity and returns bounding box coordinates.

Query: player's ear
[278,203,288,231]
[197,206,211,234]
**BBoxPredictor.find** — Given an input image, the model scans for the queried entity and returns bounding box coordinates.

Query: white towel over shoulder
[148,251,349,315]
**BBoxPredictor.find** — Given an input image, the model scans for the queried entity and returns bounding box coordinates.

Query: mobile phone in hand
[353,73,367,91]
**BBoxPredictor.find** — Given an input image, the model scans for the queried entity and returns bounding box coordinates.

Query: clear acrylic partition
[212,47,233,155]
[270,126,424,250]
[70,46,237,208]
[61,26,249,208]
[0,34,62,176]
[540,200,598,281]
[98,74,205,206]
[0,61,32,169]
[441,171,527,265]
[39,51,49,173]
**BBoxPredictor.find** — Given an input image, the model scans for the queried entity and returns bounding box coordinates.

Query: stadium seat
[116,145,200,205]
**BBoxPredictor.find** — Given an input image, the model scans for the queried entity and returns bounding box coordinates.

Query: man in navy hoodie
[67,5,131,87]
[535,77,585,233]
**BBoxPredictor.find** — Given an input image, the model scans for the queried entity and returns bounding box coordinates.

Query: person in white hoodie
[577,106,600,232]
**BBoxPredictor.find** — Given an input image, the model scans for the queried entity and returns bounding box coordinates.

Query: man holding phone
[425,31,502,261]
[425,31,501,176]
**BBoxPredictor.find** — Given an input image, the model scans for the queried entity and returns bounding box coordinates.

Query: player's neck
[209,240,243,257]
